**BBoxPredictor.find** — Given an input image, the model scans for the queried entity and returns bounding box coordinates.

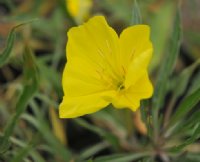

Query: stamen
[122,66,126,75]
[130,48,135,61]
[96,69,116,89]
[97,47,120,82]
[97,48,105,58]
[106,40,112,54]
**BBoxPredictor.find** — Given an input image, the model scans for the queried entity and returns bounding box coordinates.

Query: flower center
[117,82,125,91]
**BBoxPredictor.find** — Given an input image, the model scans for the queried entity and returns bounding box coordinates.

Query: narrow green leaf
[173,59,200,99]
[10,135,39,162]
[0,19,38,67]
[131,0,141,25]
[0,46,39,153]
[74,118,120,149]
[187,70,200,96]
[87,160,94,162]
[149,1,175,71]
[185,153,200,161]
[152,8,182,136]
[0,136,11,154]
[168,87,200,127]
[92,108,127,139]
[22,98,72,161]
[2,133,46,162]
[152,8,181,110]
[79,142,110,160]
[0,26,16,67]
[169,111,200,138]
[168,123,200,152]
[163,59,200,130]
[94,152,149,162]
[184,111,200,130]
[37,60,62,97]
[21,113,72,162]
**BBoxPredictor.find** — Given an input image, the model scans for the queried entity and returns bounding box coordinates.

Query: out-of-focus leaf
[164,59,200,129]
[51,9,66,68]
[22,99,72,161]
[0,25,16,67]
[149,1,176,71]
[87,160,94,162]
[79,142,110,160]
[187,70,200,96]
[152,7,181,112]
[7,135,45,162]
[92,108,127,139]
[99,0,131,23]
[74,118,120,149]
[173,59,200,99]
[0,20,37,67]
[140,100,153,138]
[93,152,149,162]
[0,46,39,153]
[131,0,141,25]
[35,93,58,108]
[0,136,11,155]
[22,113,72,161]
[168,123,200,152]
[183,111,200,130]
[37,61,62,97]
[168,87,200,127]
[10,135,39,162]
[185,153,200,162]
[169,111,200,138]
[152,8,182,136]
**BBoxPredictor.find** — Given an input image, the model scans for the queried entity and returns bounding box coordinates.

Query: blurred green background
[0,0,200,162]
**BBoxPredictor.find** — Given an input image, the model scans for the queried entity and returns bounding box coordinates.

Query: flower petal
[119,25,152,66]
[112,92,140,111]
[67,16,119,67]
[59,91,115,118]
[63,16,120,97]
[128,71,153,100]
[62,59,106,97]
[119,25,153,88]
[124,47,152,88]
[112,71,153,111]
[60,16,119,118]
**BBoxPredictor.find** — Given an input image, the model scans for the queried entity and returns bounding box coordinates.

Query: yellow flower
[59,16,153,118]
[66,0,92,24]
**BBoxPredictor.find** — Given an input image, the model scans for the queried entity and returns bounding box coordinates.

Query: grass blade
[163,59,200,127]
[173,59,200,99]
[94,152,150,162]
[167,87,200,128]
[187,70,200,96]
[79,142,110,160]
[0,26,16,67]
[22,99,72,161]
[149,1,176,71]
[10,135,39,162]
[131,0,141,25]
[21,113,72,161]
[0,19,38,67]
[0,46,39,153]
[74,118,120,149]
[152,7,182,138]
[168,123,200,152]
